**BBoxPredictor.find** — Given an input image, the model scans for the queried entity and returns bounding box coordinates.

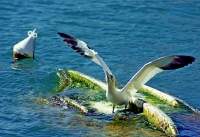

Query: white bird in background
[58,32,195,113]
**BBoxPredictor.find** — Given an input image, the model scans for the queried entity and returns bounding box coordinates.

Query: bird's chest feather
[106,91,130,105]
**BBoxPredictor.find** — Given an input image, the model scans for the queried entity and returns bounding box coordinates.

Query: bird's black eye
[110,75,113,79]
[110,75,114,80]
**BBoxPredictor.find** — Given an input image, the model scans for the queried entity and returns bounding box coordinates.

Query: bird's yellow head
[106,71,115,85]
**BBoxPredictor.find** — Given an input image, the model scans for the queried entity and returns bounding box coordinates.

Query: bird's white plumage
[94,54,113,75]
[76,39,101,65]
[121,56,174,95]
[68,36,113,75]
[77,40,88,51]
[58,32,195,113]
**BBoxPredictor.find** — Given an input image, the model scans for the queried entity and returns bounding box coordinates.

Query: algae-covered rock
[54,69,179,136]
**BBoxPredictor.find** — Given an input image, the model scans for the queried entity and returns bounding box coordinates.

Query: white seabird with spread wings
[58,32,195,113]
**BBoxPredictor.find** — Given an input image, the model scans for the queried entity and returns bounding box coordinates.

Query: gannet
[58,32,195,113]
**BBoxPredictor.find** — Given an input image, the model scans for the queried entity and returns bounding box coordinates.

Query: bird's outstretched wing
[121,55,195,95]
[58,32,112,75]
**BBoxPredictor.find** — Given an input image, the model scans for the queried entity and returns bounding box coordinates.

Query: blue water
[0,0,200,136]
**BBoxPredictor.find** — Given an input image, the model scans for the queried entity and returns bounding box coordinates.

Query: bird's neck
[107,82,116,94]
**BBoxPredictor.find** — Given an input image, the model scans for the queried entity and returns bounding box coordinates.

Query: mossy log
[65,70,178,136]
[130,96,178,135]
[140,85,178,107]
[60,96,89,114]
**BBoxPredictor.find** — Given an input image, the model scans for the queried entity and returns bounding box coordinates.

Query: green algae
[67,70,105,91]
[54,69,181,135]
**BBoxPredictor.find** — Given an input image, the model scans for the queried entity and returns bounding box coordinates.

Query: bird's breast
[106,91,130,106]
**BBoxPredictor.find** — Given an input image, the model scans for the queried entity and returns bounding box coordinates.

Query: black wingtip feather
[160,55,195,70]
[58,32,77,43]
[58,32,75,39]
[58,32,93,59]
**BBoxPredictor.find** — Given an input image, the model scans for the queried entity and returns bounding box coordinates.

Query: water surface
[0,0,200,136]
